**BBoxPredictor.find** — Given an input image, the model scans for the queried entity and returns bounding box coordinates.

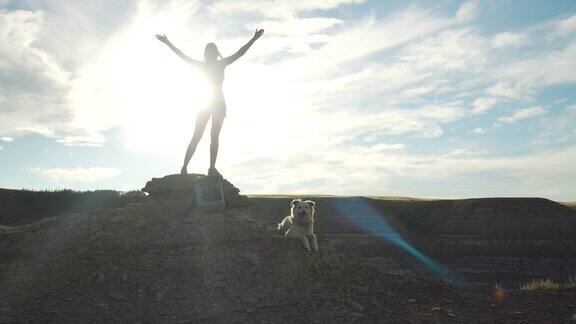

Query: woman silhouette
[156,29,264,177]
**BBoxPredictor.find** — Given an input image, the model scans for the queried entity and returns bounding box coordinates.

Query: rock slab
[142,174,250,208]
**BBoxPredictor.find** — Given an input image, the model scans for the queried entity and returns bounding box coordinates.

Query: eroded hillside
[0,177,575,322]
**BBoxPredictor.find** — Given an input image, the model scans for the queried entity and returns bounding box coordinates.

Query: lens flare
[333,197,463,286]
[493,284,506,302]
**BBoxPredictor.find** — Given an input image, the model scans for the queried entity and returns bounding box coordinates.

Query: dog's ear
[290,199,301,207]
[305,200,316,208]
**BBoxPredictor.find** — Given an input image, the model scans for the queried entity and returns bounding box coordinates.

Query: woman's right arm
[155,34,201,67]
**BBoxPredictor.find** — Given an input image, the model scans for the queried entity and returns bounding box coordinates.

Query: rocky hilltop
[0,177,575,322]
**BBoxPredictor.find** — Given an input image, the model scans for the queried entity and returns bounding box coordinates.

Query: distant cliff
[251,196,576,281]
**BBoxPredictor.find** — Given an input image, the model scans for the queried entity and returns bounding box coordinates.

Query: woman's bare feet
[208,167,223,179]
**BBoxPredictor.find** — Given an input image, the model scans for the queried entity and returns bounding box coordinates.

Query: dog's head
[290,199,316,224]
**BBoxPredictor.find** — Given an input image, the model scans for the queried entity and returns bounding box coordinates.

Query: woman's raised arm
[156,34,202,67]
[221,29,264,66]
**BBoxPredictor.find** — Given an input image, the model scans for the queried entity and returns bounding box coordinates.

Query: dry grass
[520,278,560,291]
[566,275,576,288]
[519,275,576,291]
[369,196,441,201]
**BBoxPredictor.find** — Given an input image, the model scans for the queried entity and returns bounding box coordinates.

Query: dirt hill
[0,176,575,322]
[0,201,461,322]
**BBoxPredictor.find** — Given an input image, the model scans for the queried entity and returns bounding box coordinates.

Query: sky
[1,0,575,200]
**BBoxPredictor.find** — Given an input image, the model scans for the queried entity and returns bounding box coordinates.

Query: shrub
[0,189,148,226]
[520,278,560,291]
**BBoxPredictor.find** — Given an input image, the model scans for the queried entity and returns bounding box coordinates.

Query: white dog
[277,199,318,252]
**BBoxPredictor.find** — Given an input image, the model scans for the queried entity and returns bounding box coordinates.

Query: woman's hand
[252,28,264,41]
[155,34,170,44]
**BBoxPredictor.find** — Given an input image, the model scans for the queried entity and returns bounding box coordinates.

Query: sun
[67,1,290,167]
[68,8,213,155]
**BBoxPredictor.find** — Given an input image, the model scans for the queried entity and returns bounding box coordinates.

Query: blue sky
[1,0,575,200]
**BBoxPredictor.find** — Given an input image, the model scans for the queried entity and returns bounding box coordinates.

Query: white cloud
[486,81,534,100]
[492,32,527,48]
[497,106,545,124]
[495,44,576,87]
[33,167,122,183]
[472,97,499,114]
[323,104,464,140]
[0,136,13,142]
[528,104,576,148]
[0,9,71,138]
[454,0,478,23]
[256,17,343,36]
[209,0,365,18]
[446,148,482,157]
[399,27,488,71]
[369,143,405,151]
[470,127,487,134]
[555,14,576,35]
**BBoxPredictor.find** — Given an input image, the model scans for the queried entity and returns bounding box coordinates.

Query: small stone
[432,306,442,312]
[357,286,368,292]
[244,252,261,267]
[347,300,364,312]
[348,312,364,318]
[121,272,128,282]
[407,299,416,303]
[246,296,258,304]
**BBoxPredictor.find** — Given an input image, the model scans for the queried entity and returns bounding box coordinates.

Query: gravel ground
[0,200,574,322]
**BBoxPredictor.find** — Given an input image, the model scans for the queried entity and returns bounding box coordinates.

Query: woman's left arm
[222,29,264,66]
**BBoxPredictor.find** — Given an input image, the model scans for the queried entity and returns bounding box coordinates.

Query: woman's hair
[204,42,222,60]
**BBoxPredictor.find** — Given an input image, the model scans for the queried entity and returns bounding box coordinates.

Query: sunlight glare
[67,0,210,155]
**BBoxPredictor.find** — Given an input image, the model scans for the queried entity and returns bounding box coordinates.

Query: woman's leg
[209,112,225,170]
[181,110,210,174]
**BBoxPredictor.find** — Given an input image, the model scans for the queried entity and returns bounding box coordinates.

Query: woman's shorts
[199,100,226,119]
